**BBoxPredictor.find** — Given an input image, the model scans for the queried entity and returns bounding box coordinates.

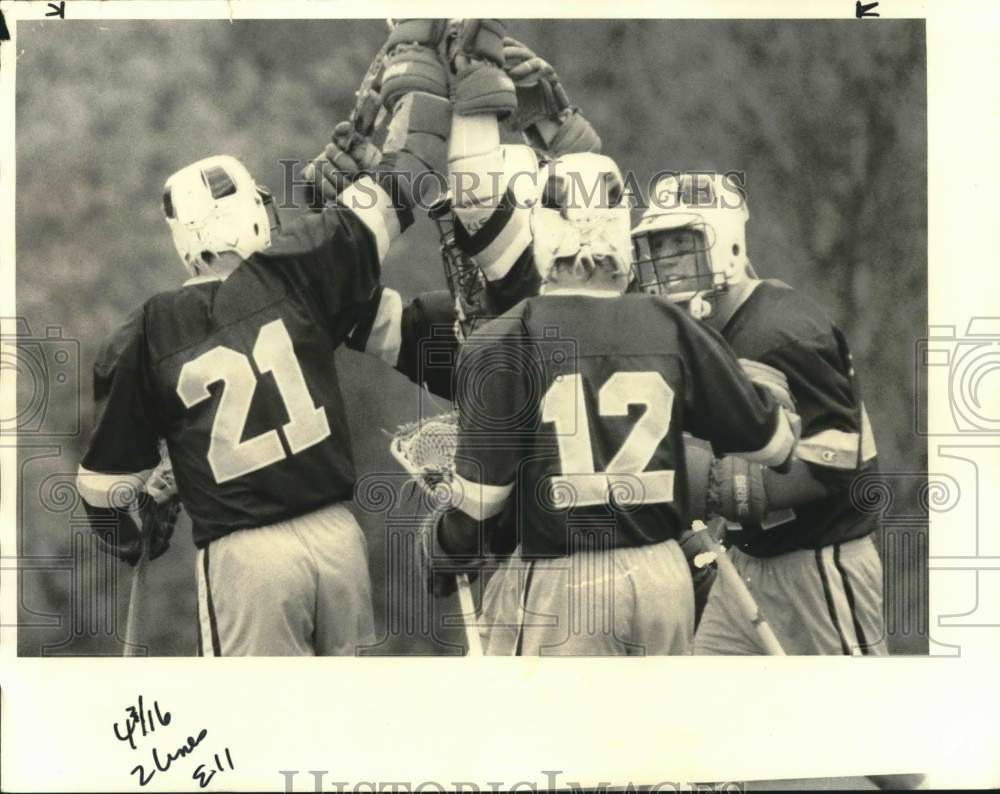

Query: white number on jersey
[177,318,331,483]
[541,371,675,508]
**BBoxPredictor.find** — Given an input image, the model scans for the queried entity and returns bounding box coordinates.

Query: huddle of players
[76,19,886,657]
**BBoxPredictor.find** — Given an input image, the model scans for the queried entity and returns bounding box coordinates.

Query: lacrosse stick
[689,517,785,656]
[123,443,177,658]
[389,412,483,657]
[123,533,150,657]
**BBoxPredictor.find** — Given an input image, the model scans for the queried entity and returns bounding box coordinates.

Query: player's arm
[426,331,532,591]
[760,332,877,498]
[346,286,460,401]
[441,19,544,289]
[75,314,174,565]
[681,317,798,470]
[687,332,874,525]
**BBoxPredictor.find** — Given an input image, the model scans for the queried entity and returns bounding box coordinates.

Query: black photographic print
[1,3,995,792]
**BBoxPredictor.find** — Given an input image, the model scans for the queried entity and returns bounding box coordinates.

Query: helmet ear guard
[162,155,277,277]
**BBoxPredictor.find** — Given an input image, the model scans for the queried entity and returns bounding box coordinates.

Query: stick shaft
[714,549,785,656]
[123,548,150,657]
[455,574,483,656]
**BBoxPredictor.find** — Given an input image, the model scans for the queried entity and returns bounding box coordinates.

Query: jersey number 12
[542,370,675,508]
[177,319,331,483]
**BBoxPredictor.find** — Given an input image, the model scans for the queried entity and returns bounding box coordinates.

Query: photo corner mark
[856,1,881,18]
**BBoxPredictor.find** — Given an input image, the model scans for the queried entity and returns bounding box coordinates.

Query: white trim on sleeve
[363,287,403,366]
[449,472,514,521]
[340,177,400,262]
[76,466,144,509]
[740,408,795,468]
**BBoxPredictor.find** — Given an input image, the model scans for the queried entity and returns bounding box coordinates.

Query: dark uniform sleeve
[758,327,877,488]
[437,323,536,558]
[268,171,416,344]
[77,311,160,549]
[679,316,796,468]
[346,288,461,401]
[80,310,160,483]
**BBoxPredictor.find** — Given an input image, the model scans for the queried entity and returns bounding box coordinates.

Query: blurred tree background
[14,19,926,655]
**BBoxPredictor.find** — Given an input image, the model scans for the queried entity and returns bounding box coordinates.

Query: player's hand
[446,19,517,118]
[502,37,560,89]
[301,122,382,208]
[417,509,452,597]
[138,493,181,562]
[500,37,565,130]
[739,358,795,414]
[380,19,450,111]
[140,451,181,562]
[678,520,723,631]
[417,508,479,598]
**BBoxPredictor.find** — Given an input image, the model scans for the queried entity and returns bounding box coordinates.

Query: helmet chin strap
[688,293,713,320]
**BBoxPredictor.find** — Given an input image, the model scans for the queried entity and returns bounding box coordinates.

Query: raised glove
[381,91,452,208]
[501,37,563,127]
[501,37,601,155]
[448,19,517,118]
[380,19,450,111]
[301,122,383,208]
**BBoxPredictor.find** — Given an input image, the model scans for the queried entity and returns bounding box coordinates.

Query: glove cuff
[523,108,602,156]
[708,456,769,524]
[453,60,517,119]
[387,18,449,48]
[379,92,452,208]
[458,19,507,66]
[381,45,450,111]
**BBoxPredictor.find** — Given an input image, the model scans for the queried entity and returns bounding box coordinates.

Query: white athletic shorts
[479,539,695,656]
[694,534,887,655]
[195,501,375,656]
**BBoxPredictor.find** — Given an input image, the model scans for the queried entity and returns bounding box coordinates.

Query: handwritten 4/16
[113,695,171,750]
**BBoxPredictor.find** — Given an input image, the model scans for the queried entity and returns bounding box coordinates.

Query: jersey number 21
[177,319,330,483]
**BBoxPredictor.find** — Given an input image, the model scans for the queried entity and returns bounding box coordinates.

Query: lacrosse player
[76,78,449,654]
[631,172,887,655]
[416,170,800,654]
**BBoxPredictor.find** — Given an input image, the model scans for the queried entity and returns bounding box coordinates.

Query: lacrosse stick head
[389,412,460,500]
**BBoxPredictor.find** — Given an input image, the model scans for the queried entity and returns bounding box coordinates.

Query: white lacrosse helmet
[631,172,750,318]
[162,155,277,276]
[531,153,632,289]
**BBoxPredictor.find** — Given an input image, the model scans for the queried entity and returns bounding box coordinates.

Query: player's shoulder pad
[409,289,459,325]
[749,279,838,349]
[463,300,532,347]
[93,305,146,381]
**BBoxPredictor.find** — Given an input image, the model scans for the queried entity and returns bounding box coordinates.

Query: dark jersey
[720,279,879,557]
[444,292,795,559]
[80,206,392,548]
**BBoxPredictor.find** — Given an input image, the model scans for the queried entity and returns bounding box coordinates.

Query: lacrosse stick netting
[389,412,483,656]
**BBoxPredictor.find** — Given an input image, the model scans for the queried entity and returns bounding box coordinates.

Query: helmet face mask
[631,221,723,303]
[162,155,276,277]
